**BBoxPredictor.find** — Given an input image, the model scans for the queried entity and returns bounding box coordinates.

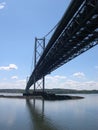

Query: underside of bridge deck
[26,0,98,91]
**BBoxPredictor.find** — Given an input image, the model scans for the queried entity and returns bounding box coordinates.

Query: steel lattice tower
[33,37,45,93]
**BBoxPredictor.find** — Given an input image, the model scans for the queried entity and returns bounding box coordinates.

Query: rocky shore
[0,92,84,100]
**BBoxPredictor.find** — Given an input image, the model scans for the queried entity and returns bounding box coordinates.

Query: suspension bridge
[25,0,98,94]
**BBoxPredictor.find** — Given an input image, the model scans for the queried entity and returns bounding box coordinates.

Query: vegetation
[0,88,98,94]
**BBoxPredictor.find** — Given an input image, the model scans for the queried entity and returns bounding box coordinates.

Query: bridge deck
[26,0,98,90]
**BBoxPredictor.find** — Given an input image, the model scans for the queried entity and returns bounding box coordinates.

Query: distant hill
[0,89,98,94]
[46,89,98,94]
[0,89,24,93]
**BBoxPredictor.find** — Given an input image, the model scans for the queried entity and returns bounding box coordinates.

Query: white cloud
[0,2,6,10]
[63,80,94,89]
[95,66,98,69]
[46,75,67,88]
[0,75,98,90]
[0,79,26,89]
[0,64,18,71]
[72,72,85,78]
[11,76,18,80]
[45,75,98,90]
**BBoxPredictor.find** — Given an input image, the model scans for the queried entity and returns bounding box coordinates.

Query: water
[0,93,22,96]
[0,94,98,130]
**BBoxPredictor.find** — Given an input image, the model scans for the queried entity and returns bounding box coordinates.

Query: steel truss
[26,0,98,90]
[26,38,45,92]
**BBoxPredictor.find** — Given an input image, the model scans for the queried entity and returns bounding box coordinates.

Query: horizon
[0,0,98,90]
[0,88,98,91]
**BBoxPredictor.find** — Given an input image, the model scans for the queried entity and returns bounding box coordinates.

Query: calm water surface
[0,94,98,130]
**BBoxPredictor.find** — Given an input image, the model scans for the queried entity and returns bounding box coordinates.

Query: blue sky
[0,0,98,90]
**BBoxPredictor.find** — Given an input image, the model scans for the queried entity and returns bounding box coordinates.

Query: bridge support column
[34,37,45,93]
[42,76,45,93]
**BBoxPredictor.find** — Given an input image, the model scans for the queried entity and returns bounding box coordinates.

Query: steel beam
[26,0,98,90]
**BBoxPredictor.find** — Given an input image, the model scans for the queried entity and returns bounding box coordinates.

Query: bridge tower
[33,37,45,93]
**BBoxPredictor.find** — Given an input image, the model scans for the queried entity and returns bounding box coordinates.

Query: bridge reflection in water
[26,99,67,130]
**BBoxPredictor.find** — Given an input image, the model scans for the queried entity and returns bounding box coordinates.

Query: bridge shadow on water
[26,99,68,130]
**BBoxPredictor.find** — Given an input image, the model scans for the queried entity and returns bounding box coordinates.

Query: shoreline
[0,94,42,99]
[0,94,84,100]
